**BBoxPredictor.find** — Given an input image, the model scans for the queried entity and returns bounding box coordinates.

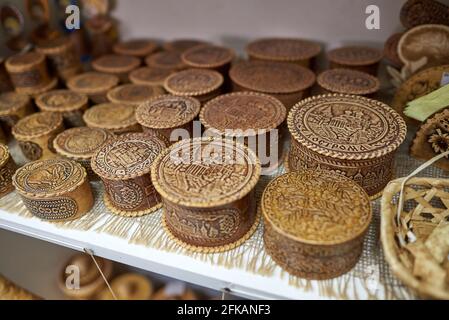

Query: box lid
[288,94,407,160]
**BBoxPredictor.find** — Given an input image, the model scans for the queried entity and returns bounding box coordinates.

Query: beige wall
[114,0,408,52]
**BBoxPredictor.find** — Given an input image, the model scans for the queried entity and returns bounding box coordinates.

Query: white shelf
[0,206,384,300]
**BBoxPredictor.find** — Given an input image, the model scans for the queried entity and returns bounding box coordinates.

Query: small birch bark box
[0,92,34,131]
[200,92,286,170]
[53,127,115,180]
[83,103,140,135]
[92,54,141,83]
[151,137,261,253]
[35,89,88,127]
[5,51,57,96]
[164,69,224,104]
[12,158,94,221]
[136,94,201,144]
[229,60,315,110]
[0,144,17,198]
[246,38,322,68]
[262,170,372,280]
[66,72,119,105]
[12,111,64,161]
[91,132,168,217]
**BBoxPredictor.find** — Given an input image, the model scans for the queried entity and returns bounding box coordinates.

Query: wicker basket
[381,177,449,299]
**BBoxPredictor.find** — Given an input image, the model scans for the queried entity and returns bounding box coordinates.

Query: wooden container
[327,46,383,76]
[5,51,56,95]
[246,37,321,68]
[12,111,64,161]
[145,51,186,71]
[85,15,118,58]
[36,36,81,81]
[0,92,34,131]
[163,39,208,52]
[91,132,167,217]
[129,67,173,91]
[151,137,261,253]
[92,54,140,83]
[0,144,17,198]
[181,44,235,74]
[400,0,449,29]
[83,103,140,134]
[107,84,164,107]
[113,39,159,57]
[0,57,13,93]
[12,158,94,221]
[316,68,380,97]
[58,254,113,300]
[384,33,404,68]
[136,95,200,143]
[262,170,372,280]
[53,127,114,180]
[229,61,315,111]
[66,72,119,104]
[164,69,224,103]
[287,94,407,199]
[35,89,88,127]
[200,92,286,170]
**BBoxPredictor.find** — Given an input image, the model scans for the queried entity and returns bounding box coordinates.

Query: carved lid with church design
[151,137,261,208]
[136,95,201,129]
[12,159,86,198]
[91,132,168,180]
[288,94,407,160]
[200,92,286,136]
[262,170,372,245]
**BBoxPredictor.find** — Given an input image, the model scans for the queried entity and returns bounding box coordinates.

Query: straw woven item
[381,176,449,299]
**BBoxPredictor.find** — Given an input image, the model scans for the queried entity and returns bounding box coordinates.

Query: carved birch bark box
[36,36,82,81]
[129,67,174,91]
[229,61,315,110]
[145,51,187,71]
[136,95,201,143]
[113,39,159,58]
[181,44,235,74]
[83,103,140,134]
[316,68,380,97]
[164,69,224,103]
[262,170,372,280]
[200,92,286,170]
[91,132,168,217]
[92,54,140,83]
[12,158,94,221]
[327,46,383,76]
[151,137,261,253]
[35,89,88,127]
[5,51,57,95]
[53,127,114,180]
[106,84,164,107]
[12,111,64,161]
[67,72,119,104]
[287,94,407,199]
[0,92,34,132]
[245,38,322,68]
[0,144,17,198]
